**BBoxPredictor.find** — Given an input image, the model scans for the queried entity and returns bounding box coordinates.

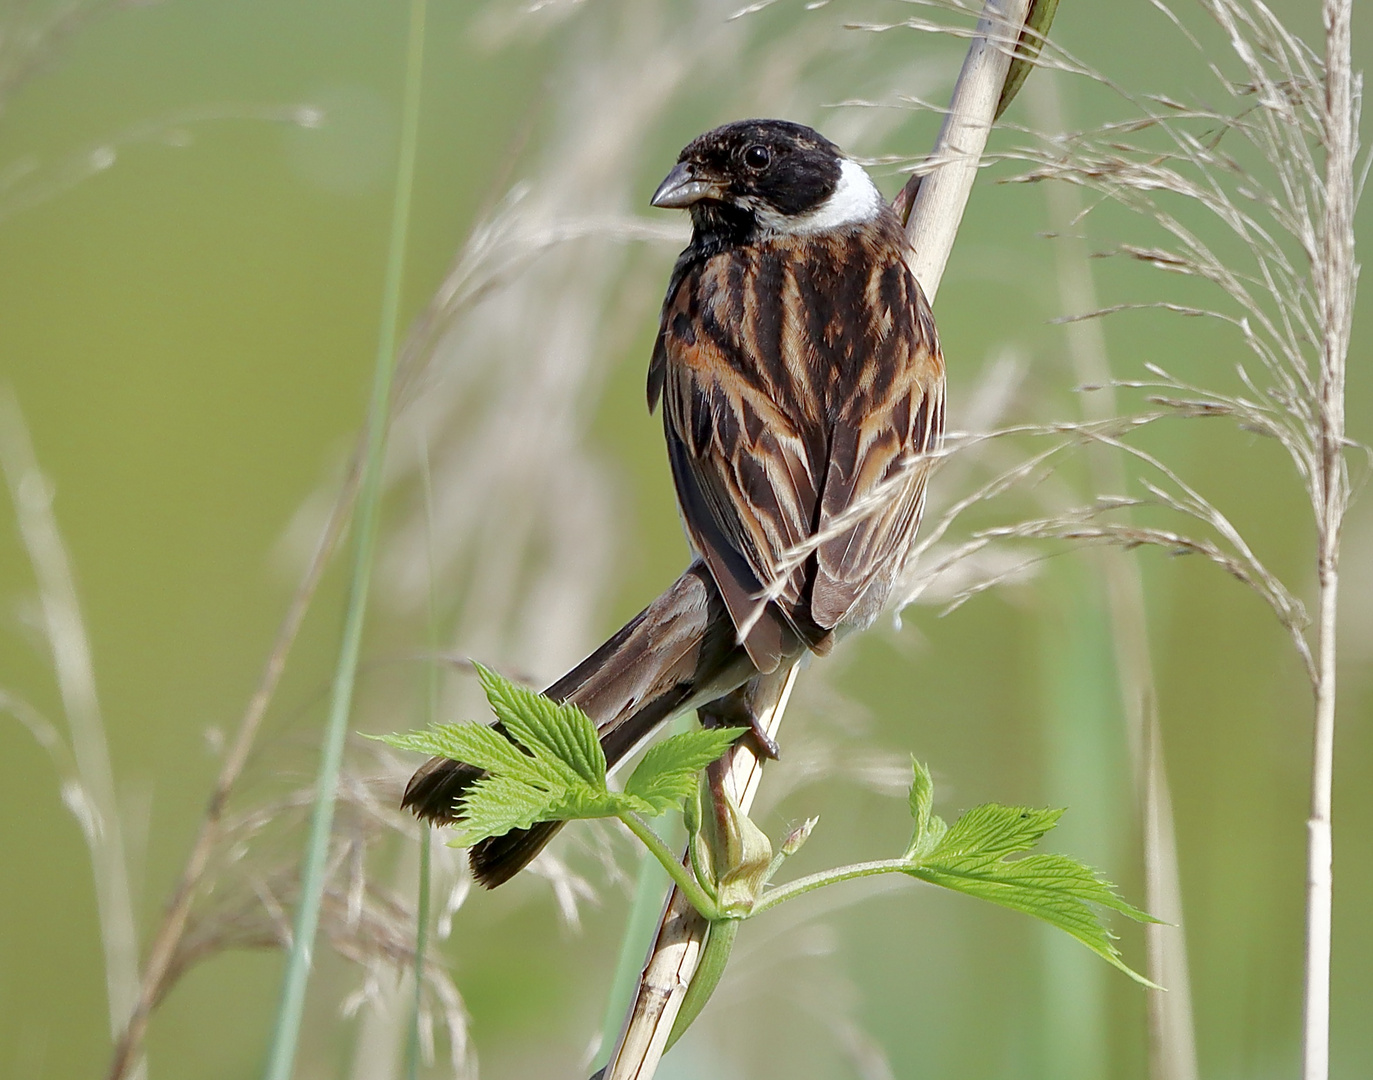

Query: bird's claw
[745,718,781,760]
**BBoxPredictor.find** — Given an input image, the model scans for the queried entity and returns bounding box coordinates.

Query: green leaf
[667,918,740,1051]
[448,774,565,845]
[549,786,630,822]
[995,0,1060,120]
[381,665,624,847]
[448,777,630,847]
[934,803,1063,861]
[476,663,606,790]
[624,727,744,814]
[907,801,1161,985]
[382,664,743,860]
[375,723,563,790]
[908,758,933,835]
[905,759,947,857]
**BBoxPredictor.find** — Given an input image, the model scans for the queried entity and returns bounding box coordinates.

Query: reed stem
[1301,5,1354,1077]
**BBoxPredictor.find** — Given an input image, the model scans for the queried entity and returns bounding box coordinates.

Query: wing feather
[659,317,819,670]
[812,284,944,628]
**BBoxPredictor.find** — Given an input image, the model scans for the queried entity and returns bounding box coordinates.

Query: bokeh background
[0,1,1369,1078]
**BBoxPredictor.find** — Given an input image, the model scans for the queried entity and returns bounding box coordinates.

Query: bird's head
[651,119,883,242]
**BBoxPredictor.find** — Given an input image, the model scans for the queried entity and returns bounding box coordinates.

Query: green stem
[749,858,914,916]
[260,2,428,1077]
[617,813,719,920]
[686,821,714,905]
[760,847,789,887]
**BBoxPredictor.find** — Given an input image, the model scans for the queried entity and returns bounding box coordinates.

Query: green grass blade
[260,1,428,1076]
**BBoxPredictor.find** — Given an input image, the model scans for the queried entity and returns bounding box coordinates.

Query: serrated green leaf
[625,727,743,814]
[375,723,564,790]
[608,792,660,818]
[448,774,567,845]
[934,803,1065,862]
[382,666,760,898]
[444,767,630,847]
[907,801,1161,985]
[551,785,633,821]
[475,663,606,790]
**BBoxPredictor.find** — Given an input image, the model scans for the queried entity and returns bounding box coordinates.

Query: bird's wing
[810,270,944,629]
[653,251,822,671]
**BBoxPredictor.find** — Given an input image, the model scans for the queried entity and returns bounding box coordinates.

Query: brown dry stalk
[599,3,1035,1076]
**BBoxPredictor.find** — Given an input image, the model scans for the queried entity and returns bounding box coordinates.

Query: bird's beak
[651,161,725,209]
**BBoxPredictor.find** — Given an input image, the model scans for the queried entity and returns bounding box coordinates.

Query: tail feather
[468,821,563,888]
[402,561,796,886]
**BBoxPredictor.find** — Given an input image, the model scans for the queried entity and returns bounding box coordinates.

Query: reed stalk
[1302,3,1354,1077]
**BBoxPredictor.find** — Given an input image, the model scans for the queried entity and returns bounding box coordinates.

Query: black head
[651,119,882,247]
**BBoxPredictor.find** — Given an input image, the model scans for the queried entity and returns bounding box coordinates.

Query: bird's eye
[743,144,771,170]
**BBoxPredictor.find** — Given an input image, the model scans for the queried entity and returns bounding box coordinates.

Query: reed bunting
[404,119,945,886]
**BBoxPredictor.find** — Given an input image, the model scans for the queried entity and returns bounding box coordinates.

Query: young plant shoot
[380,665,1158,1048]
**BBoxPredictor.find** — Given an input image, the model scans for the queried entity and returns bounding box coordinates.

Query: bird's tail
[402,561,785,887]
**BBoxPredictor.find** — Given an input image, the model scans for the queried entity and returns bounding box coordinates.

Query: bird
[403,119,945,887]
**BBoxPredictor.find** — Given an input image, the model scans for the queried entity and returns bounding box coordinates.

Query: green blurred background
[0,1,1369,1078]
